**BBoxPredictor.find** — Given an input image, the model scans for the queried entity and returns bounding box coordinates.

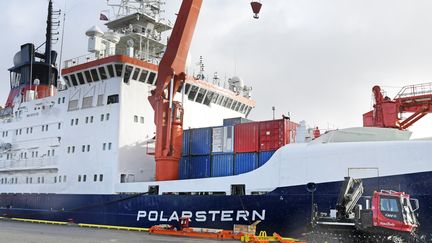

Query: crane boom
[148,0,203,181]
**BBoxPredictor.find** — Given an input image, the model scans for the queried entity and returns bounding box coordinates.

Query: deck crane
[148,1,262,181]
[363,83,432,130]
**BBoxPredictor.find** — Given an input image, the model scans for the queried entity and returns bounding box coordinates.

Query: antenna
[58,0,67,85]
[45,0,61,87]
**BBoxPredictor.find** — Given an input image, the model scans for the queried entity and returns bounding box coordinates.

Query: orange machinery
[363,83,432,130]
[149,1,263,181]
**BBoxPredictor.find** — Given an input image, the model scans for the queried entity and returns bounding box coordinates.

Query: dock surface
[0,220,225,243]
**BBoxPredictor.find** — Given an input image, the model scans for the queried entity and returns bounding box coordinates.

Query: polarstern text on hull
[136,210,266,222]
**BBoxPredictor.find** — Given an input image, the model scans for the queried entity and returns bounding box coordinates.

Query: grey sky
[1,0,432,137]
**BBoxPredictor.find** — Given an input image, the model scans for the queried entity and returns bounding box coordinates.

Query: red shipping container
[259,119,299,151]
[234,122,259,153]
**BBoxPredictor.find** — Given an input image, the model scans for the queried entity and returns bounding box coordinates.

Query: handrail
[394,82,432,99]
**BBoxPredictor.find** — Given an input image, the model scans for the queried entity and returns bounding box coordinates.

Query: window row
[133,115,144,124]
[77,174,103,182]
[63,63,157,87]
[57,97,66,104]
[0,175,67,185]
[67,143,112,153]
[68,94,119,111]
[70,113,111,127]
[3,149,55,161]
[10,123,60,137]
[183,83,252,116]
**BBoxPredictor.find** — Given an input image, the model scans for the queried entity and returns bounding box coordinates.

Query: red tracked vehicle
[307,177,425,243]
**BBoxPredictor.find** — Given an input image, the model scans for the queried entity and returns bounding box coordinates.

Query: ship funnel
[250,1,262,19]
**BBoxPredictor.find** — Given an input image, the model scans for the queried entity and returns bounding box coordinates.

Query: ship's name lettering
[136,210,266,222]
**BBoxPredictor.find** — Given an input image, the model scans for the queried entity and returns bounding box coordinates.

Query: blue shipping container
[211,153,234,177]
[179,156,190,179]
[234,153,258,175]
[189,155,211,179]
[258,150,276,167]
[190,128,212,155]
[182,130,191,156]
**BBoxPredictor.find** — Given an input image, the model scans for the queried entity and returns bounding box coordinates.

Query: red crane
[148,1,263,181]
[363,83,432,130]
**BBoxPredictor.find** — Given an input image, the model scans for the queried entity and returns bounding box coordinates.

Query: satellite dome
[85,25,104,37]
[13,51,22,66]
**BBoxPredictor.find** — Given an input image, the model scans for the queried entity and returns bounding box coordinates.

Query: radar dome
[85,25,104,37]
[13,51,22,66]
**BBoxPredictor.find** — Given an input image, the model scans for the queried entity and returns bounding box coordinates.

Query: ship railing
[63,47,161,69]
[394,82,432,99]
[0,157,58,171]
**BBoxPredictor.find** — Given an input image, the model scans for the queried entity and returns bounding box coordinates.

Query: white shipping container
[212,126,234,153]
[212,127,224,153]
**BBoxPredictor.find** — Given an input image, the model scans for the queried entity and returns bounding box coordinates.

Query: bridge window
[231,101,238,110]
[195,88,206,103]
[132,68,140,80]
[239,104,245,113]
[84,70,92,82]
[147,72,157,85]
[107,65,115,78]
[188,85,199,101]
[123,65,133,84]
[235,102,241,111]
[77,72,85,85]
[70,74,78,86]
[211,93,219,103]
[98,67,108,80]
[139,70,148,83]
[217,95,224,105]
[115,64,123,77]
[90,69,100,81]
[184,83,191,94]
[226,99,233,109]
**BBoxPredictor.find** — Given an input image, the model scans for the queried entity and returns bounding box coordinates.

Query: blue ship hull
[0,171,431,238]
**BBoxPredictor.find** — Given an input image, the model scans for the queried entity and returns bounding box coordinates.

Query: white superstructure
[0,0,255,195]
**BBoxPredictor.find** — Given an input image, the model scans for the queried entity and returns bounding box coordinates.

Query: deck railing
[0,157,58,171]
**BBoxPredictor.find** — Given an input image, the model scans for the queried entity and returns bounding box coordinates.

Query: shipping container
[223,117,252,126]
[179,156,190,179]
[190,128,212,155]
[189,155,211,179]
[259,119,299,151]
[182,130,191,156]
[212,126,234,153]
[234,122,259,153]
[258,150,276,167]
[211,153,234,177]
[234,152,257,175]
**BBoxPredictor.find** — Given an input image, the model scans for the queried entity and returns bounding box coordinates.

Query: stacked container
[180,117,298,179]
